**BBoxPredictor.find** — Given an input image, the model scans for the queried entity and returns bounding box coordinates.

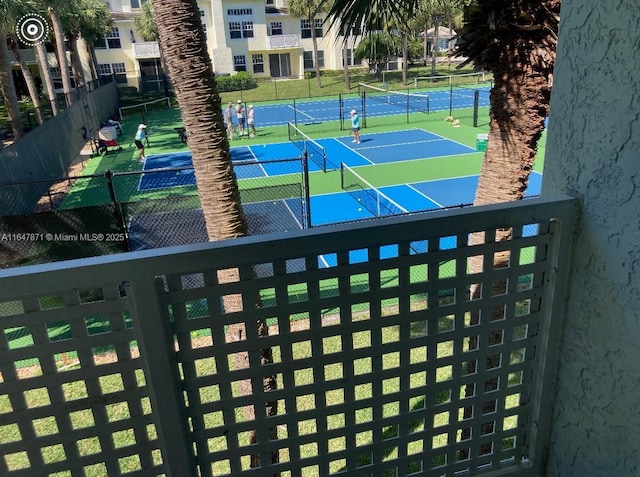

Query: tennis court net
[340,162,408,217]
[358,83,430,114]
[287,122,328,172]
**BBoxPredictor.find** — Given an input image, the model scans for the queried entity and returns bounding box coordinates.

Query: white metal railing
[0,196,576,476]
[268,34,302,49]
[133,41,161,58]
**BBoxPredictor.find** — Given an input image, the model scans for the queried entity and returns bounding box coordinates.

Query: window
[339,25,361,36]
[300,18,323,39]
[97,64,112,76]
[112,62,127,83]
[49,66,61,78]
[227,8,252,15]
[266,0,274,5]
[303,50,324,69]
[95,27,121,49]
[230,21,253,39]
[342,48,363,66]
[252,54,264,73]
[234,55,247,72]
[242,21,254,38]
[229,22,241,39]
[200,9,207,33]
[130,0,148,8]
[270,22,283,35]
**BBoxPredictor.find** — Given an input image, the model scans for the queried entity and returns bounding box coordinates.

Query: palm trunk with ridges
[311,22,322,88]
[458,2,558,460]
[35,41,59,116]
[150,0,278,472]
[48,6,74,105]
[0,27,23,140]
[10,38,44,125]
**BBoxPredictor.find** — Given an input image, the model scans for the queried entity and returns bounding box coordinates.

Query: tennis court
[137,128,477,192]
[130,125,540,264]
[249,85,490,127]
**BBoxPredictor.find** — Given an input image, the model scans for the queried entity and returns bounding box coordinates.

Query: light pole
[431,13,444,77]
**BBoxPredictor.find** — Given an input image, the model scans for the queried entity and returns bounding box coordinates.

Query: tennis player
[134,124,147,162]
[350,109,361,144]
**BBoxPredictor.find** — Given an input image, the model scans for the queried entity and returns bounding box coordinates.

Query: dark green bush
[215,72,257,92]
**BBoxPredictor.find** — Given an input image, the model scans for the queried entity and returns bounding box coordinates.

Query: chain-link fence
[0,156,309,268]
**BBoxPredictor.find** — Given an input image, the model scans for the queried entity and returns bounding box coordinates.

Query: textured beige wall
[542,1,640,475]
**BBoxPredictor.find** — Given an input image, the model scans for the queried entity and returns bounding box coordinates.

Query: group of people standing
[224,100,256,140]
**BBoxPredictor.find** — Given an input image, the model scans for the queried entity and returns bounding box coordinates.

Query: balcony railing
[133,41,161,59]
[0,195,576,476]
[268,33,302,49]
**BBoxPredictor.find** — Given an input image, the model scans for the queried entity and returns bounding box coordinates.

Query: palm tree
[43,1,74,105]
[354,32,401,77]
[60,1,87,89]
[34,39,59,116]
[149,0,278,470]
[455,1,560,235]
[328,0,560,462]
[8,35,44,125]
[289,0,326,89]
[2,0,44,125]
[1,0,35,133]
[0,27,24,141]
[76,0,112,83]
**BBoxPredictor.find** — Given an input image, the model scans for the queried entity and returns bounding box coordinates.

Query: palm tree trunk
[342,40,350,91]
[401,35,408,86]
[431,22,439,77]
[0,27,23,140]
[150,0,278,471]
[461,69,550,460]
[9,37,44,125]
[68,34,86,88]
[35,41,58,116]
[48,6,74,105]
[85,42,97,81]
[311,20,321,89]
[423,20,428,66]
[88,44,101,84]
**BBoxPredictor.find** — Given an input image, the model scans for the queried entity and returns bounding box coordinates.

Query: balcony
[268,33,302,49]
[133,41,161,59]
[0,195,576,476]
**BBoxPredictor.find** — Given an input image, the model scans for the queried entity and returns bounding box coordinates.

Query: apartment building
[96,0,363,92]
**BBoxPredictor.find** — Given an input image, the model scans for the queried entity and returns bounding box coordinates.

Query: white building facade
[96,0,363,91]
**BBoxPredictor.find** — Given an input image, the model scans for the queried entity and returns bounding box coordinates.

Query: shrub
[215,72,257,92]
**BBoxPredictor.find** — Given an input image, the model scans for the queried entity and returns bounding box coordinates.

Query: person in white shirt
[247,105,256,138]
[134,124,147,162]
[235,100,245,136]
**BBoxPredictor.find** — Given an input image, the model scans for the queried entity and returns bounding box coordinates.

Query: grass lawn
[0,304,524,476]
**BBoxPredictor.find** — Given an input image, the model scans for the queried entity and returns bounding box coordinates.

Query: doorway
[269,53,291,78]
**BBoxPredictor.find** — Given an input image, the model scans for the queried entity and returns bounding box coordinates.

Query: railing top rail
[0,195,577,294]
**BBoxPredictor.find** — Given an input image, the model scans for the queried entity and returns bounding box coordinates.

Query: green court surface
[67,101,506,207]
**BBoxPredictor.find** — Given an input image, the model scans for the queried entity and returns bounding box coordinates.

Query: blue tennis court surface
[138,129,476,191]
[247,86,491,127]
[131,126,541,268]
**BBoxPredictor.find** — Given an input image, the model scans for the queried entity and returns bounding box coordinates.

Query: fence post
[449,83,453,117]
[124,280,198,476]
[302,151,312,228]
[104,170,130,252]
[473,90,479,127]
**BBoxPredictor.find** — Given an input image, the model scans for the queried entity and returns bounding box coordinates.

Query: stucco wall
[542,1,640,476]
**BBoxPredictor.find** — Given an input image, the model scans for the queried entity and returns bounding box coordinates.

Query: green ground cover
[1,309,523,476]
